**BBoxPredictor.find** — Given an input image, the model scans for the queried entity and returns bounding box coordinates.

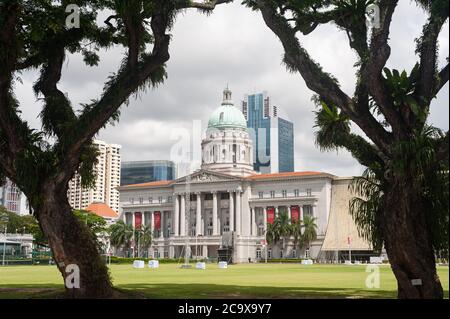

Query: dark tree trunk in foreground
[36,183,113,298]
[0,0,231,298]
[248,0,449,298]
[383,180,443,298]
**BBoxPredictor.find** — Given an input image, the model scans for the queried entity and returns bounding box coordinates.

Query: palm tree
[277,211,291,258]
[302,215,318,258]
[109,220,133,257]
[290,219,303,258]
[136,225,153,258]
[266,222,280,247]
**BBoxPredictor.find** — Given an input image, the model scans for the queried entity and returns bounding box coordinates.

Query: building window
[158,196,163,203]
[303,205,313,218]
[130,198,134,204]
[282,190,287,198]
[294,189,300,197]
[270,191,275,198]
[292,249,297,258]
[148,197,153,203]
[268,249,272,259]
[139,197,143,204]
[305,248,310,259]
[280,249,283,258]
[258,224,265,236]
[256,249,262,259]
[306,188,312,196]
[258,192,264,199]
[167,196,173,203]
[219,112,224,122]
[154,249,159,259]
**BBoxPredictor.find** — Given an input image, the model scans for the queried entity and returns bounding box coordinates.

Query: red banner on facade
[154,212,161,230]
[267,207,275,224]
[291,206,300,222]
[134,212,142,229]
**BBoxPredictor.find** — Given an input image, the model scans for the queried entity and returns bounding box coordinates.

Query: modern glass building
[120,160,176,186]
[242,92,294,173]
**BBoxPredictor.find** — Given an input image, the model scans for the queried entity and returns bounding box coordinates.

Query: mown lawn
[0,263,448,299]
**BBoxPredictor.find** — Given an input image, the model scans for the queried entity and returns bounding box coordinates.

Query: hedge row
[107,256,214,264]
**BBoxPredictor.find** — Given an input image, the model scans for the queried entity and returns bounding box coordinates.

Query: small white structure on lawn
[196,262,206,270]
[218,261,228,269]
[133,260,145,268]
[148,260,159,268]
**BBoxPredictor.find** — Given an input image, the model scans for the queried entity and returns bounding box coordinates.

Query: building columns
[174,195,180,236]
[196,193,202,236]
[180,195,186,236]
[212,192,218,236]
[235,191,241,235]
[159,211,164,239]
[132,212,136,229]
[251,208,257,235]
[263,207,267,234]
[229,191,234,232]
[150,211,155,234]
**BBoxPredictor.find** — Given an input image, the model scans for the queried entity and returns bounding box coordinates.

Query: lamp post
[1,215,8,267]
[2,225,6,266]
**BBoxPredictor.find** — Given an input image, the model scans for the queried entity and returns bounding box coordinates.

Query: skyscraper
[242,92,294,173]
[68,140,121,212]
[121,160,176,186]
[0,179,22,214]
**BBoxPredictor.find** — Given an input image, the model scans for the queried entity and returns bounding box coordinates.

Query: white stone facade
[117,88,370,262]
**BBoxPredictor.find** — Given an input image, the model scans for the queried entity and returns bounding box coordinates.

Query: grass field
[0,263,448,299]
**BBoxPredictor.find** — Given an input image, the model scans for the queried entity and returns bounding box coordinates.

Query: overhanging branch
[256,0,391,155]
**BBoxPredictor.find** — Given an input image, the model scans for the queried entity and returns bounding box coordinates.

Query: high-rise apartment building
[0,179,22,214]
[242,92,294,173]
[68,140,121,213]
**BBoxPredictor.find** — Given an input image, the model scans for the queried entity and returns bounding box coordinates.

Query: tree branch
[434,63,449,96]
[181,0,233,10]
[416,3,449,104]
[54,10,172,186]
[364,0,405,137]
[0,1,26,157]
[255,0,391,155]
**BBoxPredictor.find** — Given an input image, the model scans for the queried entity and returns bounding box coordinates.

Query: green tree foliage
[0,0,231,297]
[246,0,448,298]
[301,215,317,250]
[109,220,133,252]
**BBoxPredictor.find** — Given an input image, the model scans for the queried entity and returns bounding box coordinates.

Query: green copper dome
[208,87,248,129]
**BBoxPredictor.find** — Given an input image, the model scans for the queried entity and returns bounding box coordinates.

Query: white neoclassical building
[118,88,372,263]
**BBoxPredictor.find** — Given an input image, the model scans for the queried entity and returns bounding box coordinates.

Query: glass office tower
[242,92,294,173]
[121,160,176,186]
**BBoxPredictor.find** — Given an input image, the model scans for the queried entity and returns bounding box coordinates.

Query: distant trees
[0,207,108,249]
[109,220,133,256]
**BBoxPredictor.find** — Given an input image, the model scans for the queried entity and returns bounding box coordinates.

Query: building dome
[207,87,247,130]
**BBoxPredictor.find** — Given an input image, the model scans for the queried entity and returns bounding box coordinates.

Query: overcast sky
[16,1,449,177]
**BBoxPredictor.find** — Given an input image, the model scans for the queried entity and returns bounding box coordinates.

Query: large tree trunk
[34,182,114,298]
[382,176,444,299]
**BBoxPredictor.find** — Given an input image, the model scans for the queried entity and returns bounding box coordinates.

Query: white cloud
[14,2,449,177]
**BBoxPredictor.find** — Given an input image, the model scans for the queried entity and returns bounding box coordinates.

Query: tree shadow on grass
[1,283,448,299]
[116,283,399,299]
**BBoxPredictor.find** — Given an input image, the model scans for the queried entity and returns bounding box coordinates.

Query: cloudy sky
[16,1,449,177]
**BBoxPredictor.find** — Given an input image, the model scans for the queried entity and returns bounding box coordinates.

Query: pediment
[175,169,242,184]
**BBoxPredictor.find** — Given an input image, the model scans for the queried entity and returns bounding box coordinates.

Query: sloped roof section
[321,178,372,251]
[120,180,173,188]
[86,202,118,218]
[246,171,328,180]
